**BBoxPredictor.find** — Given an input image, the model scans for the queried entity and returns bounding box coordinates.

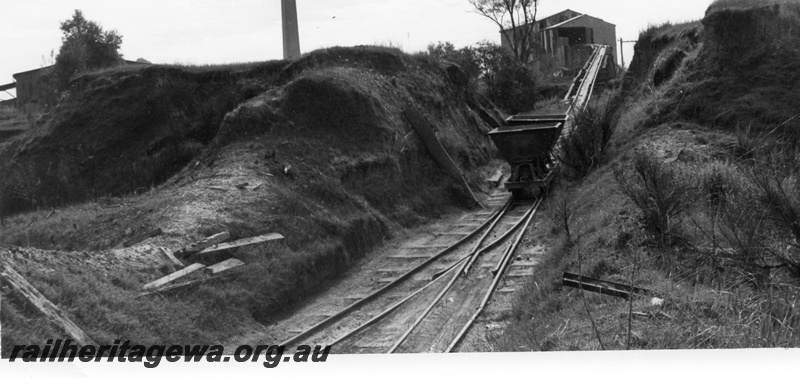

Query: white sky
[0,0,713,101]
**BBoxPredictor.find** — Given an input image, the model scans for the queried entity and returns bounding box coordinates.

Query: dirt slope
[492,0,800,350]
[0,46,504,352]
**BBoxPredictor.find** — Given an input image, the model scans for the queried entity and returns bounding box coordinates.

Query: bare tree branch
[469,0,539,64]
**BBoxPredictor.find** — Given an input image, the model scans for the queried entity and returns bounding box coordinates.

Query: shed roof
[542,13,616,30]
[11,59,150,80]
[542,15,586,30]
[538,9,582,23]
[13,65,53,79]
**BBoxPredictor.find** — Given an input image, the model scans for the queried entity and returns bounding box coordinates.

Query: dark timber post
[282,0,301,59]
[619,38,637,68]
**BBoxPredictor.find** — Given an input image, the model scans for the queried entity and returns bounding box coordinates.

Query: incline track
[562,44,609,134]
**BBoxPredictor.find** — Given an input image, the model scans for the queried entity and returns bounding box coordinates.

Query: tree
[425,40,538,113]
[54,10,123,88]
[472,41,514,92]
[427,42,481,81]
[469,0,539,64]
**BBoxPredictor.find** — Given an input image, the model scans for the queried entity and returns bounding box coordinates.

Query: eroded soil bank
[0,46,506,353]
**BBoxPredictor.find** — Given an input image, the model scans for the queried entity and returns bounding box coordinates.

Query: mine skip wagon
[488,114,567,199]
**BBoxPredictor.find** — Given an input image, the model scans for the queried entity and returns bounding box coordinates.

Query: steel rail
[464,201,512,274]
[328,201,536,350]
[445,197,543,353]
[286,44,611,352]
[328,258,460,348]
[278,197,511,347]
[385,202,517,353]
[556,45,607,151]
[563,46,598,102]
[569,45,607,113]
[579,46,607,110]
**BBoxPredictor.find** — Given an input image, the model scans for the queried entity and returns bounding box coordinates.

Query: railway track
[257,189,543,353]
[252,45,611,353]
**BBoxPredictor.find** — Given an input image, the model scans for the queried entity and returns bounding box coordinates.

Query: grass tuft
[615,152,694,246]
[557,100,616,181]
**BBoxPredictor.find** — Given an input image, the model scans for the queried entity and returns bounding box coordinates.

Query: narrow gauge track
[260,45,611,354]
[281,196,542,354]
[269,190,543,352]
[336,198,542,354]
[327,45,608,353]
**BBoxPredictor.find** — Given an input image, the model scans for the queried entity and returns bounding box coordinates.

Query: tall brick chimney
[282,0,301,59]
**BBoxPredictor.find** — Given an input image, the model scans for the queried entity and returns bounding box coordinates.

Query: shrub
[426,42,481,82]
[544,190,587,246]
[749,169,800,276]
[426,40,539,113]
[488,59,538,114]
[698,161,742,209]
[556,103,615,181]
[615,151,694,246]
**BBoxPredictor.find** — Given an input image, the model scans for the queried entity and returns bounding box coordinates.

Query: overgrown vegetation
[556,101,617,181]
[0,66,246,218]
[0,45,500,353]
[615,151,694,247]
[469,0,540,64]
[495,0,800,350]
[425,40,538,113]
[54,9,124,89]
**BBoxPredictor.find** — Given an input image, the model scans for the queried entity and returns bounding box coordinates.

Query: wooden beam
[160,247,184,267]
[116,227,163,249]
[174,231,231,259]
[137,275,227,297]
[142,263,204,291]
[206,258,245,274]
[1,263,96,346]
[196,233,284,256]
[403,107,483,207]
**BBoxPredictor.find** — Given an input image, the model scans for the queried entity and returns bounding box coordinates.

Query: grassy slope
[0,46,502,353]
[495,0,800,350]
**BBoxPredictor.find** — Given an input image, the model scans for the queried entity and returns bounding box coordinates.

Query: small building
[11,59,151,107]
[501,9,617,72]
[12,66,54,107]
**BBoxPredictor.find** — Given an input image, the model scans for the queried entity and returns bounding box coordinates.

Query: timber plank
[160,247,184,267]
[1,263,96,346]
[174,231,231,259]
[206,258,245,274]
[197,233,284,255]
[403,107,482,206]
[142,263,204,291]
[435,232,471,236]
[116,227,163,249]
[375,267,407,273]
[137,275,229,297]
[388,254,434,259]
